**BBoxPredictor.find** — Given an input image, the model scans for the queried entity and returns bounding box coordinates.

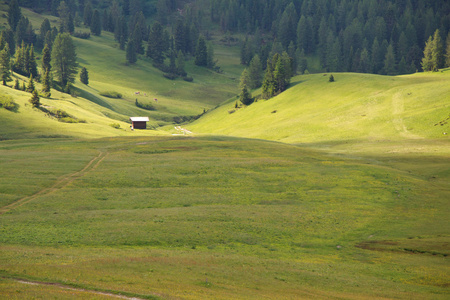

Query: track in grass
[0,151,108,215]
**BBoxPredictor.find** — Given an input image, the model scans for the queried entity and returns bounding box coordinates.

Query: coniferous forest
[14,0,450,77]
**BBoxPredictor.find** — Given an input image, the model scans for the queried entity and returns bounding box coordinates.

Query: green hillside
[189,71,450,144]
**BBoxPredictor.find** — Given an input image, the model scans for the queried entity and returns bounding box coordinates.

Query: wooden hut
[129,117,149,129]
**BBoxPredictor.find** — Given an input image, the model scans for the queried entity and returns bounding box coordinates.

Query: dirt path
[9,278,148,299]
[0,151,108,215]
[392,91,422,139]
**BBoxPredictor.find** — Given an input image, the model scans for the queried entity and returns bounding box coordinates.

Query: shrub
[100,91,122,98]
[73,32,90,39]
[135,99,156,111]
[110,123,121,129]
[182,76,194,82]
[0,95,16,111]
[163,73,177,80]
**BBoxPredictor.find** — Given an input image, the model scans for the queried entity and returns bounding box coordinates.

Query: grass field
[0,5,449,300]
[0,136,448,299]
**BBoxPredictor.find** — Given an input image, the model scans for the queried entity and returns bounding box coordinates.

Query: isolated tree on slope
[80,67,89,84]
[52,33,78,87]
[239,68,253,105]
[422,30,444,72]
[29,90,40,108]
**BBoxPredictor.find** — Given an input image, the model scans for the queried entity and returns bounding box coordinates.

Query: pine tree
[29,90,40,108]
[329,74,335,82]
[248,54,262,89]
[431,30,444,71]
[28,45,38,78]
[83,1,93,26]
[421,36,433,71]
[42,44,51,73]
[126,40,137,64]
[52,33,78,87]
[90,10,102,36]
[42,69,51,97]
[239,69,252,105]
[80,67,89,84]
[26,74,35,93]
[262,59,276,99]
[8,0,21,31]
[175,50,186,76]
[0,44,11,85]
[384,43,396,75]
[146,21,165,64]
[446,32,450,67]
[14,79,20,89]
[195,36,207,67]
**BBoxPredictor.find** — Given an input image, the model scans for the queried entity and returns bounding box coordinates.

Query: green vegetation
[0,136,448,299]
[100,91,122,99]
[0,1,448,299]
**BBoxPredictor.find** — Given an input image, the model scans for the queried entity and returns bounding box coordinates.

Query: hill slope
[188,71,450,144]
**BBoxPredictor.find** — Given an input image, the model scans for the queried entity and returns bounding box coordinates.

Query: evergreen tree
[262,59,276,99]
[29,90,40,108]
[384,43,396,75]
[57,1,72,33]
[421,36,433,71]
[42,44,51,73]
[146,21,165,64]
[239,68,252,105]
[39,19,51,49]
[0,44,11,85]
[14,79,20,89]
[329,74,335,82]
[195,36,208,66]
[83,1,93,26]
[28,45,38,78]
[431,30,444,71]
[52,33,78,87]
[90,10,102,36]
[207,43,216,69]
[175,50,186,76]
[446,32,450,67]
[126,40,137,64]
[8,0,21,31]
[248,54,262,89]
[80,67,89,84]
[42,69,51,97]
[26,74,35,92]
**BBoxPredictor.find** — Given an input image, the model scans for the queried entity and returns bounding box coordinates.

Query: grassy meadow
[0,5,449,300]
[0,135,449,299]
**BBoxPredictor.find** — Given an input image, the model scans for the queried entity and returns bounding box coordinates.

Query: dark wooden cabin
[129,117,150,129]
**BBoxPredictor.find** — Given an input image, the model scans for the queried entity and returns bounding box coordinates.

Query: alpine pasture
[0,5,449,300]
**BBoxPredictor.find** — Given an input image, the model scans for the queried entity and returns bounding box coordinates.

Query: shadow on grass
[71,86,114,110]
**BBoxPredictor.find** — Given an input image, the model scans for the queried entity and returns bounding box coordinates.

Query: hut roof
[129,117,150,122]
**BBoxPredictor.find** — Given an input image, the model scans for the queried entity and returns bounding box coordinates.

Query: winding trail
[6,277,147,300]
[0,150,108,215]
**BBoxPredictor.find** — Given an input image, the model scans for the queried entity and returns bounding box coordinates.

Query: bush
[0,95,16,111]
[100,91,122,98]
[73,32,90,39]
[182,76,194,82]
[135,99,156,111]
[110,123,121,129]
[163,73,177,80]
